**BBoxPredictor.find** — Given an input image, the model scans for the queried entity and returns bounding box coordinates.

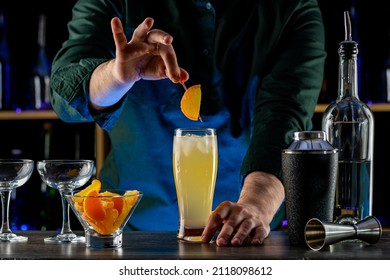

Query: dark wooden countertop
[1,229,389,260]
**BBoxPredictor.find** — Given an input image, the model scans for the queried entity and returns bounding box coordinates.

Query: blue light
[20,224,29,231]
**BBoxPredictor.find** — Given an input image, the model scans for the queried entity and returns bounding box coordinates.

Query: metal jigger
[304,216,382,251]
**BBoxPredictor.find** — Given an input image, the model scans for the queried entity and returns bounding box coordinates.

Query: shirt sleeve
[49,0,127,131]
[240,0,326,181]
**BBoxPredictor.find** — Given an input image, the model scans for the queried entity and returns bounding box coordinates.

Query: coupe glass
[0,159,34,242]
[37,159,94,242]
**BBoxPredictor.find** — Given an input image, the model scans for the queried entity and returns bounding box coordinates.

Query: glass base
[183,236,203,242]
[44,232,85,243]
[0,232,28,242]
[177,227,204,243]
[86,231,122,248]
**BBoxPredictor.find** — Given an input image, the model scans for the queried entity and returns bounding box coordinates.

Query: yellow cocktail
[173,128,218,242]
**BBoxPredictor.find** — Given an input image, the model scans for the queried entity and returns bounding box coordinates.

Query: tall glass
[173,128,218,242]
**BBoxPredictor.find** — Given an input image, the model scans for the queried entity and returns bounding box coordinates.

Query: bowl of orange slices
[65,179,142,248]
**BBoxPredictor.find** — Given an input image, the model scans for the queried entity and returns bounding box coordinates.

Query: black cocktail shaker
[281,131,338,246]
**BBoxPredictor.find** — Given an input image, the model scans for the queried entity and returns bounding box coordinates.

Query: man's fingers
[111,17,128,50]
[229,220,255,246]
[146,29,173,45]
[131,17,154,42]
[112,17,154,52]
[149,43,181,82]
[202,201,269,247]
[215,204,248,246]
[144,29,179,81]
[201,202,232,241]
[111,17,187,83]
[250,226,269,245]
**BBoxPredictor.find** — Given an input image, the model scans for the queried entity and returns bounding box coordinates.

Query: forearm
[239,171,285,225]
[89,59,135,110]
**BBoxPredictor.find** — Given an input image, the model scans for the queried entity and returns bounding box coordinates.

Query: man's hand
[201,171,285,246]
[111,17,188,84]
[89,17,188,109]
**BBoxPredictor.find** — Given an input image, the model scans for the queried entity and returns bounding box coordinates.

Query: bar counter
[1,229,389,260]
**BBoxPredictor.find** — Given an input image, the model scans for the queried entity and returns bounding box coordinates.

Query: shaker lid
[283,131,337,153]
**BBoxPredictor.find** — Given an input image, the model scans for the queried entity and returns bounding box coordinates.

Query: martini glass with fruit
[66,179,142,248]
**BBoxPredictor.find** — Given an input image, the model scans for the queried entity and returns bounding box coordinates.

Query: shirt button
[203,48,209,56]
[206,2,212,10]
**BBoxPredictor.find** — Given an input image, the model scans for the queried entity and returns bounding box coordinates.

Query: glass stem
[59,190,73,235]
[1,190,13,234]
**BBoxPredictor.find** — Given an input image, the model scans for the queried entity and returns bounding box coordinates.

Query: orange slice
[113,190,140,229]
[83,190,107,221]
[180,83,202,121]
[100,190,124,215]
[86,207,119,235]
[72,179,101,204]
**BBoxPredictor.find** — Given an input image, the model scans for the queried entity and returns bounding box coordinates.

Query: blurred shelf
[315,103,390,113]
[0,110,59,120]
[0,109,106,176]
[4,104,390,119]
[95,125,109,178]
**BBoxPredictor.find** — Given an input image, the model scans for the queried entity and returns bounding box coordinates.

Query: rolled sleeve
[50,58,126,131]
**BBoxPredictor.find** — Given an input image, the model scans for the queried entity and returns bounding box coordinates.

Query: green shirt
[50,0,326,230]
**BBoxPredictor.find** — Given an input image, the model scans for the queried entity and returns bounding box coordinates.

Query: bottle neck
[0,13,5,34]
[38,15,46,48]
[337,41,359,101]
[0,14,9,57]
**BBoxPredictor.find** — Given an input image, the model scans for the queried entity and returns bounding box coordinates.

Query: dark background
[0,0,389,230]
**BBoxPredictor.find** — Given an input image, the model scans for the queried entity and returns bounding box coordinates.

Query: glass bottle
[322,11,374,225]
[0,13,12,110]
[386,29,390,102]
[30,14,51,110]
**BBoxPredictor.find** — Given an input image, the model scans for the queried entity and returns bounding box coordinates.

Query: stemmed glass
[37,159,94,242]
[0,159,34,242]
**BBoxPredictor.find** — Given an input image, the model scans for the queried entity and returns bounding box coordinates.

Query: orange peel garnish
[180,82,202,122]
